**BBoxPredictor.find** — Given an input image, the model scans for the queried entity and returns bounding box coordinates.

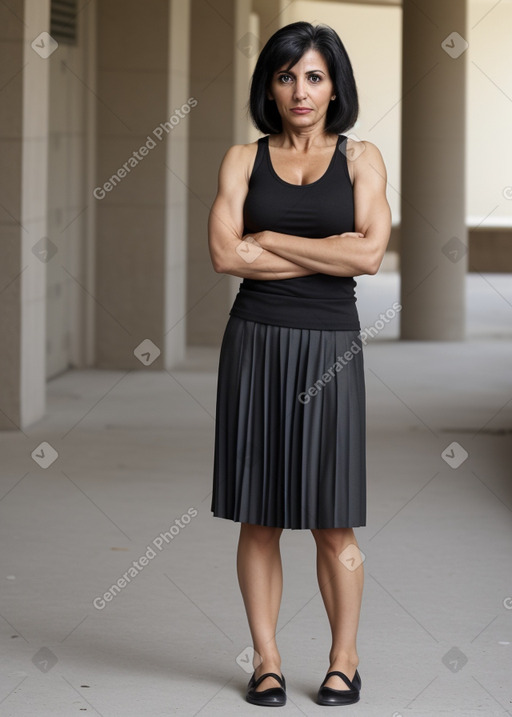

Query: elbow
[365,260,380,276]
[350,255,380,277]
[364,248,385,276]
[212,259,226,274]
[210,250,228,274]
[209,241,237,274]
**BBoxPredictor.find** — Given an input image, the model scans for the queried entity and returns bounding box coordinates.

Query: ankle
[254,654,282,672]
[329,651,359,668]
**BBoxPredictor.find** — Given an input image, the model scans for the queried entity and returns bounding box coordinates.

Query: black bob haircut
[247,21,359,136]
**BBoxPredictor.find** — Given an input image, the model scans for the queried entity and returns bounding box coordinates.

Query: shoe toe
[246,686,286,706]
[246,672,286,706]
[317,685,359,705]
[316,670,361,706]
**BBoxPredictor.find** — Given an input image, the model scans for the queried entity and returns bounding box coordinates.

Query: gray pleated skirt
[211,315,366,529]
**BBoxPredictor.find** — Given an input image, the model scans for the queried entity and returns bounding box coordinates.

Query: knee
[241,522,283,546]
[311,527,355,554]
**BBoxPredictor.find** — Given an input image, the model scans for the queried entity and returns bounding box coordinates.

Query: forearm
[215,235,317,279]
[258,230,380,277]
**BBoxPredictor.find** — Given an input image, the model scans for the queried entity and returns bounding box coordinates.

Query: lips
[291,108,312,113]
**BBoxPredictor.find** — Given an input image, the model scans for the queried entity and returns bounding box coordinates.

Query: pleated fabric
[211,315,366,529]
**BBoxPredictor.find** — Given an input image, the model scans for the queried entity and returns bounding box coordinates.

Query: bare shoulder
[219,140,260,186]
[240,139,260,184]
[345,138,384,163]
[346,138,387,184]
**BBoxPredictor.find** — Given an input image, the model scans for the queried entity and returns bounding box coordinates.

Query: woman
[208,21,391,707]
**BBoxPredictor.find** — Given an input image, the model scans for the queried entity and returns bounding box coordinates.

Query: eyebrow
[276,69,326,75]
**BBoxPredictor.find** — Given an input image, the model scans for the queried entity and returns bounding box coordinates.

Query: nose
[293,79,307,100]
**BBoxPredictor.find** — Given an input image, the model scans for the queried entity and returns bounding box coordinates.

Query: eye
[276,72,323,83]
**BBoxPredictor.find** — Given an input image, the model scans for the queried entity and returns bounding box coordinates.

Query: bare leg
[237,522,284,691]
[311,527,364,690]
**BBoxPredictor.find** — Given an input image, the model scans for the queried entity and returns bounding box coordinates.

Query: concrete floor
[1,273,511,717]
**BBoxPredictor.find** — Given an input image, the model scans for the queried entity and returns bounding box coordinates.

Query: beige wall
[46,0,96,378]
[186,0,237,347]
[466,0,512,228]
[0,1,24,429]
[0,0,50,429]
[95,0,170,369]
[164,0,191,369]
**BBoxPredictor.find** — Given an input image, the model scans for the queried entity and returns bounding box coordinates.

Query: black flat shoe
[246,671,286,707]
[316,669,361,706]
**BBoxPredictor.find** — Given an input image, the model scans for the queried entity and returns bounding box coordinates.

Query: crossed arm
[208,139,392,280]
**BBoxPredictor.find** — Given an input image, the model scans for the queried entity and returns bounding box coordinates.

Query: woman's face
[267,48,335,131]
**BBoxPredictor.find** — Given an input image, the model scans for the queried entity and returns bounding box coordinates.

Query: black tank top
[228,134,360,330]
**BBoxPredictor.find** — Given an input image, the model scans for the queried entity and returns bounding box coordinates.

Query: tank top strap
[248,133,352,187]
[247,136,267,184]
[335,134,353,185]
[257,134,350,185]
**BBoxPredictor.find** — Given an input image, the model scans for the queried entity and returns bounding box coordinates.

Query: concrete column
[227,0,256,307]
[399,0,467,340]
[95,0,188,369]
[187,0,237,346]
[0,0,50,430]
[164,0,190,368]
[46,0,97,378]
